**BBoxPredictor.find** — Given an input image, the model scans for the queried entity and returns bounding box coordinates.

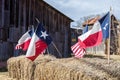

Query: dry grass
[0,72,16,80]
[110,55,120,60]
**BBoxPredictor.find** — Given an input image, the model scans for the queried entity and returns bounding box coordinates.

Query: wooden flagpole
[108,7,112,64]
[31,25,34,31]
[47,48,50,55]
[52,42,62,58]
[35,18,40,23]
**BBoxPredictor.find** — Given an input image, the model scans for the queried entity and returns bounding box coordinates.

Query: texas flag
[99,12,110,39]
[26,23,52,61]
[71,12,110,58]
[78,21,103,48]
[71,21,102,58]
[15,29,34,51]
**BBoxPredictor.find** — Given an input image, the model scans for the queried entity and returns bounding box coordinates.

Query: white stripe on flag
[75,48,81,55]
[75,48,82,56]
[75,49,85,58]
[73,45,80,53]
[26,33,39,57]
[71,42,79,50]
[71,42,86,58]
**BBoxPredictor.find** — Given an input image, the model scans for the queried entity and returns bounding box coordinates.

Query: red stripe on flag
[15,39,31,51]
[75,49,85,58]
[27,40,47,61]
[23,39,31,50]
[82,30,102,47]
[71,42,86,58]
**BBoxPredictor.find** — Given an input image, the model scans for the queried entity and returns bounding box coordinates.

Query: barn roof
[82,16,100,26]
[43,0,74,22]
[82,14,119,27]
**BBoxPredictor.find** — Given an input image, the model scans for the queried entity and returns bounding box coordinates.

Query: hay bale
[34,57,120,80]
[34,61,62,80]
[34,60,86,80]
[7,56,25,79]
[7,54,56,80]
[19,57,34,80]
[34,58,84,80]
[7,55,120,80]
[34,54,56,66]
[7,55,34,80]
[33,55,57,80]
[35,54,56,62]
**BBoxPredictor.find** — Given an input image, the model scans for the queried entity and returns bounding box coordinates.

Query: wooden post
[47,48,50,55]
[35,18,40,23]
[107,39,110,64]
[108,7,112,64]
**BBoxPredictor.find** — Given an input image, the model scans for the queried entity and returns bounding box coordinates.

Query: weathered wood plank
[0,42,13,60]
[8,27,20,42]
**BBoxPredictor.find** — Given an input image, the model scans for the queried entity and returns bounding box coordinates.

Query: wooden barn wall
[118,22,120,55]
[0,0,72,60]
[110,15,119,55]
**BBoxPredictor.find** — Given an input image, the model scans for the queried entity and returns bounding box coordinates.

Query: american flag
[71,42,86,58]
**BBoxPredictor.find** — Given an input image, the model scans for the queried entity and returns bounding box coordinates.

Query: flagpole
[52,42,62,58]
[31,25,34,32]
[35,17,40,23]
[47,48,50,55]
[108,7,112,64]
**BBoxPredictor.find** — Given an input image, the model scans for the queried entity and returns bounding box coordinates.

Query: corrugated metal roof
[83,16,100,26]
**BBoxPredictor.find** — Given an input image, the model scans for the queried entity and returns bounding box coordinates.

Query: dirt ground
[0,72,15,80]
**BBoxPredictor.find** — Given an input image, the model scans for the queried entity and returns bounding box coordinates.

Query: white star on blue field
[41,31,48,39]
[44,0,120,21]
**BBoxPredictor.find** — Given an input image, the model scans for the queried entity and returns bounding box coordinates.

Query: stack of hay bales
[7,55,120,80]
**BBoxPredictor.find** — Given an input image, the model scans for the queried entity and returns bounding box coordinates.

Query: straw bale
[35,54,56,62]
[7,55,120,80]
[7,54,56,80]
[7,56,25,79]
[34,57,120,80]
[33,55,56,80]
[7,55,34,80]
[19,56,34,80]
[34,61,62,80]
[34,54,56,66]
